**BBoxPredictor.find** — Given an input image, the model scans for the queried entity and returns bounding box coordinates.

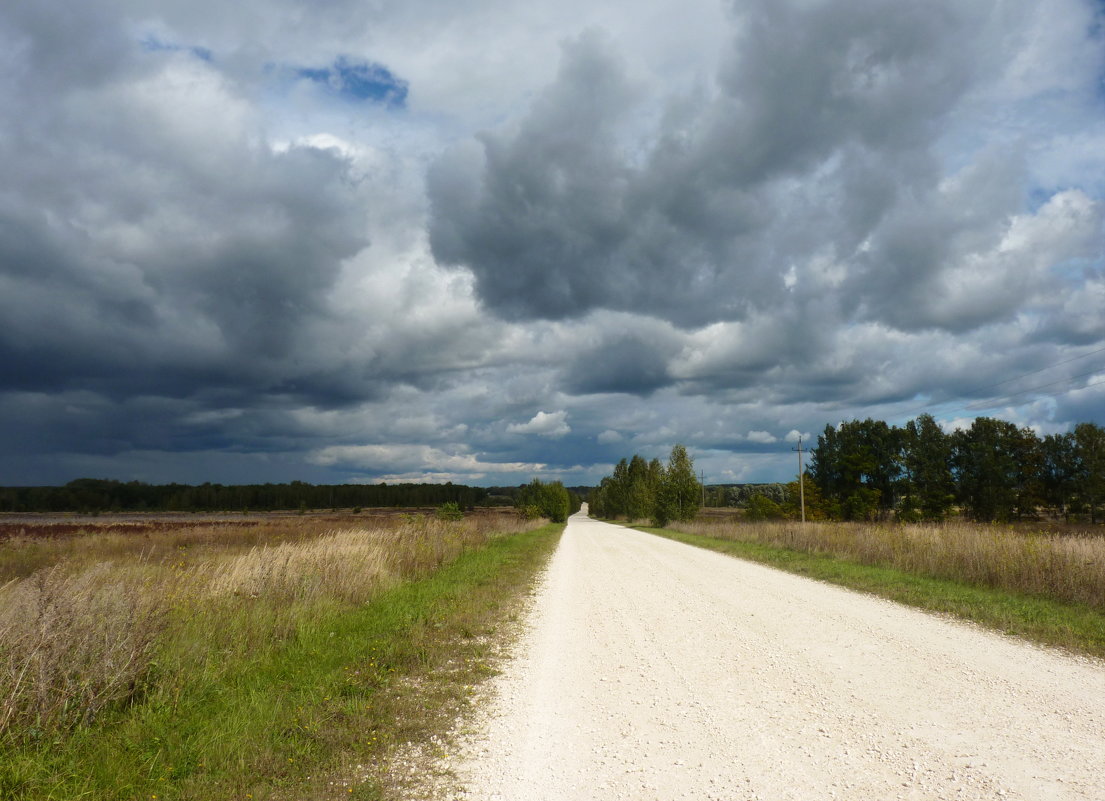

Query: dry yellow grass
[0,562,169,735]
[0,511,541,742]
[673,519,1105,611]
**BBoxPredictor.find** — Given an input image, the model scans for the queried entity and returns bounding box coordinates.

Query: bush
[435,502,464,521]
[745,495,784,521]
[515,479,571,523]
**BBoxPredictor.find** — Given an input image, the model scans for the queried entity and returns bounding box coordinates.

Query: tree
[609,458,631,518]
[1073,423,1105,524]
[655,444,701,526]
[516,479,571,523]
[810,419,902,520]
[626,454,654,521]
[809,424,842,509]
[1040,432,1076,520]
[951,418,1031,522]
[745,494,784,521]
[902,414,955,521]
[783,475,827,520]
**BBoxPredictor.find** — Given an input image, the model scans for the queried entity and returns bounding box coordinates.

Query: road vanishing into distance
[445,508,1105,800]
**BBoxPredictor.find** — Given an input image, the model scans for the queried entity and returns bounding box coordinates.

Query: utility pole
[699,470,706,508]
[792,436,806,523]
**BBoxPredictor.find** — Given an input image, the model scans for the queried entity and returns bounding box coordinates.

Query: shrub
[435,502,464,521]
[745,495,784,521]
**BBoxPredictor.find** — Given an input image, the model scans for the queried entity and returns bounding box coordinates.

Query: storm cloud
[1,0,1103,487]
[429,1,1102,335]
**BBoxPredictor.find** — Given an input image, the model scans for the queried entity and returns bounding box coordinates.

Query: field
[0,508,560,800]
[655,514,1105,656]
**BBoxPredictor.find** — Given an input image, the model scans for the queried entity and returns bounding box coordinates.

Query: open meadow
[0,508,560,800]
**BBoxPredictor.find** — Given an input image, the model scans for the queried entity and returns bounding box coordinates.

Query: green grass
[0,522,562,801]
[639,526,1105,660]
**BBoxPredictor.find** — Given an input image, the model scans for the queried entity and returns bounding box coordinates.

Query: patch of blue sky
[295,57,408,109]
[1091,1,1105,99]
[1050,255,1105,283]
[140,36,212,62]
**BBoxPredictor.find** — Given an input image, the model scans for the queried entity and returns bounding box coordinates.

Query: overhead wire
[962,366,1105,411]
[890,344,1105,422]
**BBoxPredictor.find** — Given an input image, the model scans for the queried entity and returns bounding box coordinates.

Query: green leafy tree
[745,494,784,521]
[516,479,571,523]
[1041,432,1077,519]
[1073,423,1105,523]
[902,414,955,521]
[951,417,1037,522]
[626,454,654,520]
[655,444,701,525]
[808,424,842,507]
[811,419,902,520]
[609,458,631,518]
[782,475,827,520]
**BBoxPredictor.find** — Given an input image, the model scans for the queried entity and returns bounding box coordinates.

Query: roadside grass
[0,516,561,800]
[637,524,1105,660]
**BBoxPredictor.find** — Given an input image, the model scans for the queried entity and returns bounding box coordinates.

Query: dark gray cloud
[0,8,369,405]
[427,2,1000,328]
[564,337,672,396]
[562,320,681,395]
[0,0,1102,488]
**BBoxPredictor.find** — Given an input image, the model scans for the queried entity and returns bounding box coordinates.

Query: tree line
[589,445,703,526]
[707,484,788,507]
[809,415,1105,523]
[0,478,490,514]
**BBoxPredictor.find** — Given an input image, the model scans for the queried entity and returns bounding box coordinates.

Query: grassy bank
[0,514,561,800]
[639,520,1105,659]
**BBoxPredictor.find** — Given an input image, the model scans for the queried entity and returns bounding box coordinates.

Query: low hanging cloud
[309,443,546,476]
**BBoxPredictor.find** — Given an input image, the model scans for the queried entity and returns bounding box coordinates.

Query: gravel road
[445,509,1105,800]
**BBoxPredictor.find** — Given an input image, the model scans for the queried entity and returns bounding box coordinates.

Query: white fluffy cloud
[746,431,778,444]
[507,410,572,438]
[309,444,545,475]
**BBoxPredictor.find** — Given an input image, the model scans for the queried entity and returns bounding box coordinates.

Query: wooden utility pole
[699,470,706,508]
[792,436,806,523]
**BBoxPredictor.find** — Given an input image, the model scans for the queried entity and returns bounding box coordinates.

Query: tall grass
[0,563,167,736]
[0,512,540,746]
[672,519,1105,611]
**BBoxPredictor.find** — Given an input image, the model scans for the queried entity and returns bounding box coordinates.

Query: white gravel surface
[444,509,1105,800]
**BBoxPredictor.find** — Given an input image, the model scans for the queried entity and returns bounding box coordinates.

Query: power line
[892,344,1105,421]
[962,367,1105,412]
[900,375,1105,427]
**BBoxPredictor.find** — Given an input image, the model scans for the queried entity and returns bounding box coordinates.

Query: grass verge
[638,525,1105,660]
[0,522,562,801]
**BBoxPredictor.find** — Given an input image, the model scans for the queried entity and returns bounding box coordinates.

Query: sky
[1,0,1104,488]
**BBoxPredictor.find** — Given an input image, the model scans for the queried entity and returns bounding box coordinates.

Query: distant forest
[0,479,599,514]
[0,479,495,514]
